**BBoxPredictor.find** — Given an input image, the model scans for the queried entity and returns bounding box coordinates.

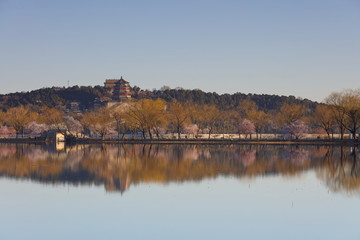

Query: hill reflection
[0,144,359,194]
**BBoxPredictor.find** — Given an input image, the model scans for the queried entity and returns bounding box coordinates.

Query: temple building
[104,76,132,102]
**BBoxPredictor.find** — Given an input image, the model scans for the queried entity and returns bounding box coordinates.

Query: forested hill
[0,86,106,111]
[153,89,318,112]
[0,85,318,112]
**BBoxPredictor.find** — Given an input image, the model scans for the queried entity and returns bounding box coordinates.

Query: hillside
[0,86,106,111]
[0,85,318,112]
[153,89,317,112]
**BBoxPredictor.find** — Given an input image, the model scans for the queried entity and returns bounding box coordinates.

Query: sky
[0,0,359,102]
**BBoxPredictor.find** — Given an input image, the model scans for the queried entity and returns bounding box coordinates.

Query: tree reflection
[0,143,359,194]
[317,146,360,194]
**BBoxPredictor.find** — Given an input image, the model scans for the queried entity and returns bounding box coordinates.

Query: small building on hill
[66,101,81,113]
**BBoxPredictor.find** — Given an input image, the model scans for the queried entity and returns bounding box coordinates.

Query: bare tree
[248,109,269,139]
[125,99,167,139]
[81,107,114,139]
[312,105,336,139]
[277,103,307,126]
[192,104,222,139]
[40,107,65,131]
[325,90,360,139]
[5,105,38,138]
[111,106,129,139]
[237,99,258,119]
[167,101,191,139]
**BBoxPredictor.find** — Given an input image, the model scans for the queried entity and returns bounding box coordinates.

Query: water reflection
[317,146,360,194]
[0,143,359,194]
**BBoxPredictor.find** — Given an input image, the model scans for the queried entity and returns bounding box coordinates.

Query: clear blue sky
[0,0,359,102]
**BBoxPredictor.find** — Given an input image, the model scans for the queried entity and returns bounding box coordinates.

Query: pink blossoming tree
[238,119,256,139]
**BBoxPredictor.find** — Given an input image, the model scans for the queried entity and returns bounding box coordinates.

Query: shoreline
[0,138,359,146]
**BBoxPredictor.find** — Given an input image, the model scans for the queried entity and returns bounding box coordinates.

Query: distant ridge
[153,88,317,112]
[0,85,318,112]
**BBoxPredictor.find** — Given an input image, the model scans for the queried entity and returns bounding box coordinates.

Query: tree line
[153,88,317,112]
[0,89,359,140]
[0,85,317,113]
[0,85,105,110]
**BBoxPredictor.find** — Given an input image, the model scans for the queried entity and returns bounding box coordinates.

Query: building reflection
[0,143,359,194]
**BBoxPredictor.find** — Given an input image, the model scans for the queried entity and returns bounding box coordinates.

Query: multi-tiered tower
[104,76,131,101]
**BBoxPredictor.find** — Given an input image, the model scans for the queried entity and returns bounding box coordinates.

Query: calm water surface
[0,143,359,240]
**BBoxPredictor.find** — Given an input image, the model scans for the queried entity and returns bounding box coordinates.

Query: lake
[0,143,359,240]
